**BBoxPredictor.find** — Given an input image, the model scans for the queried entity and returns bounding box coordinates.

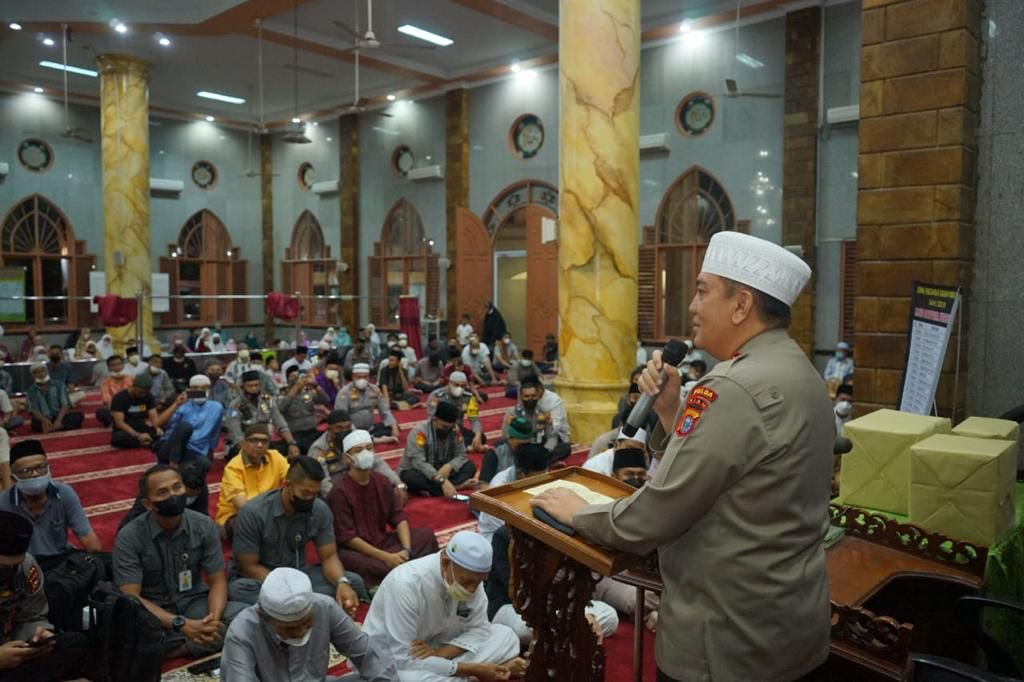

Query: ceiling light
[42,37,55,46]
[386,94,396,102]
[326,136,332,142]
[291,117,301,123]
[157,35,171,47]
[32,86,43,93]
[759,150,769,157]
[510,62,521,73]
[679,21,692,33]
[205,115,215,122]
[396,24,453,47]
[39,60,97,77]
[736,53,765,69]
[197,90,246,104]
[9,22,22,31]
[114,22,128,34]
[311,121,318,126]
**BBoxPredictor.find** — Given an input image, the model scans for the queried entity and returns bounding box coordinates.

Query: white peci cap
[259,568,313,622]
[342,429,373,454]
[700,232,811,307]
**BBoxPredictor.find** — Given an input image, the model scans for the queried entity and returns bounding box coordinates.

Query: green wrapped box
[839,409,951,515]
[909,434,1017,546]
[952,416,1019,443]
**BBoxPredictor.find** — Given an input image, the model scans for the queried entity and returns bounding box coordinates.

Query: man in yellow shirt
[216,424,289,538]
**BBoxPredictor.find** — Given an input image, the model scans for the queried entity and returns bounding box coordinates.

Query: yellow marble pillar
[97,54,152,353]
[555,0,640,444]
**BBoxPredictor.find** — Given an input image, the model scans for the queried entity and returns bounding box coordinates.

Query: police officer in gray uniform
[225,371,297,460]
[277,368,331,455]
[334,364,399,441]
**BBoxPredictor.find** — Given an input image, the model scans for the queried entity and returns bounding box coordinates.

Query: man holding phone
[0,511,88,680]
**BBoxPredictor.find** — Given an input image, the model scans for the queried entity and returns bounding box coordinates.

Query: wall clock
[392,145,415,177]
[509,114,544,159]
[191,160,217,190]
[298,162,316,191]
[18,139,53,173]
[676,92,715,137]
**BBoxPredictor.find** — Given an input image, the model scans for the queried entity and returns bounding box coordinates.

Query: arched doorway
[282,211,337,326]
[368,199,439,326]
[455,180,558,354]
[639,167,749,341]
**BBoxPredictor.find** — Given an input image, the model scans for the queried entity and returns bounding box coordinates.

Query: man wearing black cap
[224,371,295,460]
[277,368,330,455]
[280,346,311,375]
[0,440,101,562]
[0,510,88,679]
[378,349,419,409]
[398,401,477,498]
[109,372,177,449]
[309,410,407,502]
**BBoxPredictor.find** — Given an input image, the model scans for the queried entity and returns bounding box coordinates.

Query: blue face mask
[16,473,51,496]
[835,351,846,360]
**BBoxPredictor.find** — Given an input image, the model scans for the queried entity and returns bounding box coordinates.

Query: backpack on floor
[88,583,164,682]
[42,550,103,632]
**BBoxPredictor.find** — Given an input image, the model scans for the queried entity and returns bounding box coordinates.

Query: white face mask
[280,628,312,648]
[354,378,368,390]
[449,385,464,398]
[351,450,376,470]
[445,564,473,602]
[835,400,853,420]
[325,369,339,381]
[110,370,124,378]
[128,355,140,365]
[149,366,160,375]
[192,397,207,405]
[237,350,250,362]
[503,338,511,345]
[399,339,408,348]
[35,374,50,385]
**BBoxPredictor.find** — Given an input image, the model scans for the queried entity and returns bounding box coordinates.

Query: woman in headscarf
[75,339,99,361]
[335,325,353,347]
[208,332,227,353]
[321,327,337,348]
[194,327,212,352]
[481,301,508,347]
[19,328,40,361]
[73,327,92,358]
[96,333,115,359]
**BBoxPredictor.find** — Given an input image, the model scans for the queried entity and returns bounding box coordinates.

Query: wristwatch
[171,615,186,632]
[395,483,408,490]
[336,576,351,586]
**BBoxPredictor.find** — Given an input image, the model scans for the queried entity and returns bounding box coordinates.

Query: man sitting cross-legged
[326,430,438,588]
[398,400,478,498]
[363,530,525,681]
[215,423,289,540]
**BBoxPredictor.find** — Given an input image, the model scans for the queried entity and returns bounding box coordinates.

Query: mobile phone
[452,494,470,502]
[27,636,50,648]
[186,389,205,400]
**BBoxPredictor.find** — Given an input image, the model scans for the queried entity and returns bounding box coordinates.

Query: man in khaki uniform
[333,363,399,443]
[533,231,833,681]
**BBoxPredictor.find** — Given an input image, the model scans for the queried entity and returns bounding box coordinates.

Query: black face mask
[624,477,645,489]
[429,354,441,367]
[245,390,261,399]
[0,564,19,587]
[434,426,453,438]
[331,429,352,448]
[153,494,188,517]
[522,400,538,411]
[290,494,315,514]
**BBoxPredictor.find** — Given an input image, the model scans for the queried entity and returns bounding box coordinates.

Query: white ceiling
[0,0,793,126]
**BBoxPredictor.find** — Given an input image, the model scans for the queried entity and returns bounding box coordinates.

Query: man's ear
[731,288,755,326]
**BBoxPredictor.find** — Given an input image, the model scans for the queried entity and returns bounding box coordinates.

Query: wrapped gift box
[909,434,1017,546]
[952,416,1019,443]
[839,409,951,515]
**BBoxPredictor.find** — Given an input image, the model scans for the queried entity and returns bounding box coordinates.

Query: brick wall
[445,89,470,323]
[854,0,981,415]
[783,7,821,356]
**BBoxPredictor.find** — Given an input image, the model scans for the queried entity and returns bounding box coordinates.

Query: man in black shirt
[110,373,177,449]
[378,349,419,408]
[164,343,198,393]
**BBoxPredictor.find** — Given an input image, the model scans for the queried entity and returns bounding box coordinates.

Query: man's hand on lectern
[529,489,588,526]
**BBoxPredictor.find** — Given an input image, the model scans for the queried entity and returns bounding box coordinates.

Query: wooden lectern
[471,467,643,681]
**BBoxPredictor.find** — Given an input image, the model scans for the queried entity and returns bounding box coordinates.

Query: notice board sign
[0,267,26,323]
[898,282,961,415]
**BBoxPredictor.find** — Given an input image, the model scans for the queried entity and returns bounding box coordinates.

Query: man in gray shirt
[224,371,297,460]
[277,368,331,454]
[222,567,396,681]
[397,401,477,498]
[228,457,367,610]
[114,465,248,657]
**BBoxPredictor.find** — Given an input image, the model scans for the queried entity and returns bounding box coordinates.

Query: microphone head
[662,339,689,367]
[834,437,853,455]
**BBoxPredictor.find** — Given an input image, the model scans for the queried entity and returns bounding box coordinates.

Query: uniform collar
[734,328,791,358]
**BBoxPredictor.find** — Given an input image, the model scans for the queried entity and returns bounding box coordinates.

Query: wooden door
[524,204,558,355]
[454,208,492,325]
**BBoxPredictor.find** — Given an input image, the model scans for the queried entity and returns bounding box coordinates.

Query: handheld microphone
[621,339,689,438]
[833,437,853,456]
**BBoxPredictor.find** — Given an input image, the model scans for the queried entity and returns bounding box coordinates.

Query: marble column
[555,0,640,444]
[260,133,275,342]
[338,115,360,327]
[97,54,152,353]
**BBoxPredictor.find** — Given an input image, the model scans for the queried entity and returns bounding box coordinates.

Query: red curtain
[93,295,138,327]
[265,292,300,320]
[399,295,422,357]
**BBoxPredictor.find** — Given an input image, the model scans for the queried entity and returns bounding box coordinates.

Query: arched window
[159,210,248,325]
[282,211,337,326]
[368,199,438,326]
[639,167,749,341]
[0,194,95,328]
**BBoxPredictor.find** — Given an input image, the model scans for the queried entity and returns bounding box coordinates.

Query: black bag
[88,583,164,682]
[41,550,102,632]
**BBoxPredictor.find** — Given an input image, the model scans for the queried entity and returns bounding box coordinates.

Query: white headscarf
[97,334,115,359]
[208,333,226,353]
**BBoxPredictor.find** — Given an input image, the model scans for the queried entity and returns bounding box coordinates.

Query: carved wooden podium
[471,467,642,681]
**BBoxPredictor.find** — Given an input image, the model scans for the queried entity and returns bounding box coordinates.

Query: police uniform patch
[415,432,427,447]
[25,565,40,594]
[675,385,718,437]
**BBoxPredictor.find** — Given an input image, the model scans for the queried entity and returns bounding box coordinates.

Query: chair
[956,595,1024,678]
[907,654,1017,682]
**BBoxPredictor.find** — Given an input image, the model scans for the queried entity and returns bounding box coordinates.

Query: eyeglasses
[245,438,270,447]
[14,463,49,477]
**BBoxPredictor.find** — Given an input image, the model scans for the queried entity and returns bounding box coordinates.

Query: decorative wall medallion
[298,161,316,191]
[509,114,544,159]
[392,145,414,177]
[675,92,715,137]
[18,139,54,173]
[191,160,217,190]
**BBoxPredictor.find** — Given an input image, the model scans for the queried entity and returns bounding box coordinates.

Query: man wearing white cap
[426,371,484,451]
[823,340,855,385]
[326,430,438,586]
[532,232,834,681]
[221,567,397,681]
[363,530,524,681]
[334,364,399,443]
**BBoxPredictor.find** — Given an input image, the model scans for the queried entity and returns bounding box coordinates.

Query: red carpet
[27,386,654,679]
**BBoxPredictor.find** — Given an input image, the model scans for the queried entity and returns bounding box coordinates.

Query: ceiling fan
[283,1,311,144]
[58,26,93,142]
[718,0,781,100]
[332,0,437,53]
[341,0,392,118]
[241,21,280,177]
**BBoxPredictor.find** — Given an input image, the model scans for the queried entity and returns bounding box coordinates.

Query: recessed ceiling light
[679,21,692,33]
[39,60,98,77]
[386,94,396,102]
[736,53,765,69]
[510,62,521,73]
[157,35,171,47]
[9,22,22,31]
[32,86,43,93]
[326,136,332,142]
[42,37,55,46]
[114,22,128,34]
[291,117,301,123]
[397,24,453,47]
[197,90,246,104]
[205,115,215,122]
